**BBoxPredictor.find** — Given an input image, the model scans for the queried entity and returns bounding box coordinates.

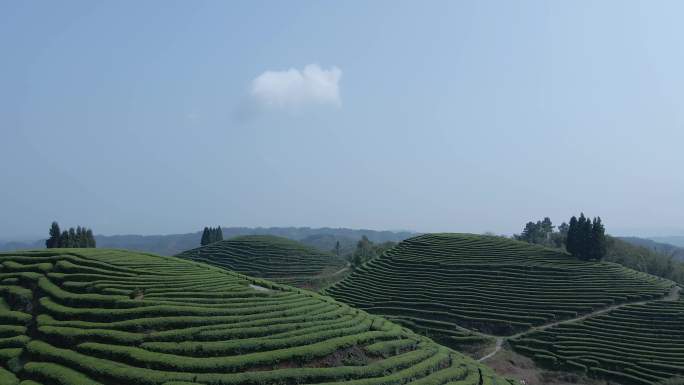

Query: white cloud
[249,64,342,111]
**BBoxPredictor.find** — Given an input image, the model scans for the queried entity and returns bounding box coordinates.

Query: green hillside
[0,248,509,385]
[511,292,684,385]
[176,235,349,289]
[324,234,673,351]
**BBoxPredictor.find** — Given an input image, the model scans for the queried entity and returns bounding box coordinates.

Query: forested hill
[619,236,684,260]
[607,236,684,283]
[651,235,684,248]
[0,227,415,256]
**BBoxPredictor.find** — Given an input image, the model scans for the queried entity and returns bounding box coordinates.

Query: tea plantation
[176,235,348,288]
[324,234,673,351]
[510,295,684,385]
[0,248,509,385]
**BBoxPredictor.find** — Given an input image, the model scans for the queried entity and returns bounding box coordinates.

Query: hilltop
[176,235,349,289]
[324,233,677,383]
[0,248,508,385]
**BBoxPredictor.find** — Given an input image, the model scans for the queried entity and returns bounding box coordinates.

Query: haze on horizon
[2,1,683,240]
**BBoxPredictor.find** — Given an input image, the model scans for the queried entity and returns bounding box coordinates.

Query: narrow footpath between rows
[327,264,351,277]
[477,285,681,362]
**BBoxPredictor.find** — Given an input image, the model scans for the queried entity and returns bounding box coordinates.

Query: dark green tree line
[566,214,606,260]
[515,217,567,248]
[351,235,396,267]
[201,226,223,246]
[515,216,684,283]
[46,222,96,248]
[515,214,606,260]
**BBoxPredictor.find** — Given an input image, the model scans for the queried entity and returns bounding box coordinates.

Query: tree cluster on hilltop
[515,214,606,260]
[46,221,96,248]
[350,236,396,267]
[516,217,568,248]
[201,226,223,246]
[515,215,684,283]
[566,214,607,260]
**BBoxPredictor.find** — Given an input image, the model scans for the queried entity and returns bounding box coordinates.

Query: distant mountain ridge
[0,226,416,256]
[0,239,44,251]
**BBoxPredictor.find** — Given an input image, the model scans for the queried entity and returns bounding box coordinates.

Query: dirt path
[327,264,350,277]
[249,284,270,292]
[477,285,681,361]
[478,337,503,362]
[663,285,681,301]
[510,285,682,339]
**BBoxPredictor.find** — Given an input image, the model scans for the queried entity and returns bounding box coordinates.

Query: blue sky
[2,1,683,239]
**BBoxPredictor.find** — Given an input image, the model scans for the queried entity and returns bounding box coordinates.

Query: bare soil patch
[486,348,619,385]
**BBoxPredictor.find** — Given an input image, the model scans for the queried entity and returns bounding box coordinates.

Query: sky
[2,1,684,240]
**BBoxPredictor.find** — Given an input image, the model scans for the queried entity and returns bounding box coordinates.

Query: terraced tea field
[324,234,673,352]
[510,293,684,385]
[177,235,348,289]
[0,248,509,385]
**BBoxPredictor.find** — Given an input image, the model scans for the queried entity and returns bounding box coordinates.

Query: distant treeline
[45,222,96,248]
[201,226,223,246]
[0,227,415,256]
[606,236,684,284]
[619,236,684,261]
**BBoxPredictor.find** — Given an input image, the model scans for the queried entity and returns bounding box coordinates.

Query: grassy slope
[176,235,349,289]
[0,248,509,385]
[324,234,673,356]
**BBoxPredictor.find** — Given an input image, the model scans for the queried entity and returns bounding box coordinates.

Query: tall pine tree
[566,216,579,256]
[201,227,209,246]
[76,226,84,247]
[540,217,554,241]
[576,214,588,259]
[520,222,540,243]
[566,213,606,261]
[68,228,77,248]
[46,221,61,248]
[590,217,607,260]
[59,230,69,248]
[86,229,96,248]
